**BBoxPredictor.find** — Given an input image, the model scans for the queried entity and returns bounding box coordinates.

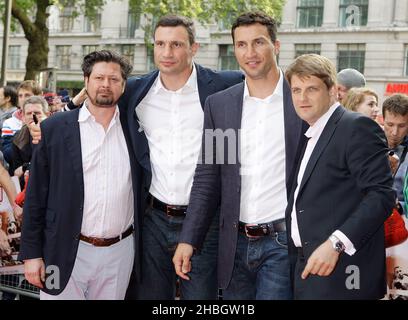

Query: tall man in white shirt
[173,12,305,299]
[19,50,142,300]
[120,15,243,300]
[284,54,395,299]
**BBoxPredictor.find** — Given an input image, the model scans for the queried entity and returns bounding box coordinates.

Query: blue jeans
[136,206,219,300]
[222,230,293,300]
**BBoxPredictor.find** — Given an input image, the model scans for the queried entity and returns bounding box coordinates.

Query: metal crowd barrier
[0,264,39,300]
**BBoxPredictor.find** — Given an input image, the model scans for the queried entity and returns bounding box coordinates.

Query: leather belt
[238,218,286,237]
[149,195,187,217]
[79,225,133,247]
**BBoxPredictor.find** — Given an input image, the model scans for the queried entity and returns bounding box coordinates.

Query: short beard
[88,95,118,108]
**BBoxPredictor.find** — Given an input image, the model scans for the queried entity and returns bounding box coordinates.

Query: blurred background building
[1,0,407,103]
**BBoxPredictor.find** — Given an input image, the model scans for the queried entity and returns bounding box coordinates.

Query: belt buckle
[166,205,178,217]
[244,224,261,239]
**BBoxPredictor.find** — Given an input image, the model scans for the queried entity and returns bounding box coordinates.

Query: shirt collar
[305,102,340,139]
[78,101,120,123]
[243,69,284,102]
[153,63,198,94]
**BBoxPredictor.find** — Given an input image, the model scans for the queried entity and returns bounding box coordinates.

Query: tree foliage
[129,0,285,25]
[0,0,286,80]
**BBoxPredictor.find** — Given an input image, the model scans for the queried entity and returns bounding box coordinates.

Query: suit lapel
[223,83,245,188]
[298,106,345,194]
[196,64,216,109]
[282,79,305,193]
[126,72,158,174]
[62,109,84,191]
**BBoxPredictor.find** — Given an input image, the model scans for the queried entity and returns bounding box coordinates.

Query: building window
[84,13,101,32]
[56,45,72,70]
[127,11,140,37]
[218,45,239,70]
[120,45,135,65]
[297,0,324,28]
[337,44,365,74]
[339,0,368,27]
[146,46,155,72]
[120,11,141,38]
[8,45,20,69]
[405,46,408,77]
[82,45,99,58]
[294,43,321,58]
[60,7,74,32]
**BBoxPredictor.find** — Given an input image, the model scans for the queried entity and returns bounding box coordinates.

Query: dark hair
[231,11,278,43]
[382,94,408,118]
[1,85,18,106]
[81,50,133,80]
[154,15,196,45]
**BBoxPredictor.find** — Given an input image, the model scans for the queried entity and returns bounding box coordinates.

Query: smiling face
[290,75,337,126]
[233,23,280,81]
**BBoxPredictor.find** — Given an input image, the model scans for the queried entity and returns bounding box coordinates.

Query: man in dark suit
[120,15,243,300]
[19,50,143,299]
[284,53,395,299]
[173,12,305,299]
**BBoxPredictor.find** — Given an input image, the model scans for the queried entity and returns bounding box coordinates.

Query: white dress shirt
[291,102,355,256]
[239,70,287,224]
[79,103,134,238]
[136,65,203,205]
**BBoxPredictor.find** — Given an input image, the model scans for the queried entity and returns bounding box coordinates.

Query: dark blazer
[285,106,395,300]
[118,64,244,218]
[179,79,306,289]
[18,109,144,295]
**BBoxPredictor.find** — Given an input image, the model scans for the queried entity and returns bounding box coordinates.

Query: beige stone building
[1,0,408,101]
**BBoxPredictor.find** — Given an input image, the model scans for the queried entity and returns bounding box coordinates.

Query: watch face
[335,241,344,252]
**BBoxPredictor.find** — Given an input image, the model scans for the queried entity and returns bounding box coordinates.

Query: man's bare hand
[72,87,87,106]
[173,243,194,280]
[301,239,340,279]
[28,122,41,144]
[24,258,46,288]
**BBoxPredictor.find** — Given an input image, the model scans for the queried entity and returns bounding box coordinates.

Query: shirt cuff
[333,230,356,256]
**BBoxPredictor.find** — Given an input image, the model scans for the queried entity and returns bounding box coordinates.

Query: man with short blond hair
[285,54,394,299]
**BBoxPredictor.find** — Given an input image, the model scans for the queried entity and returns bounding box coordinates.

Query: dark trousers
[223,231,293,300]
[135,206,219,300]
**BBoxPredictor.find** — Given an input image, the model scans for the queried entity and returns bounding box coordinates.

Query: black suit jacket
[285,106,395,299]
[18,109,144,295]
[179,80,306,289]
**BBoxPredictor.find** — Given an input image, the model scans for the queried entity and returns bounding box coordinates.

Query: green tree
[0,0,105,80]
[129,0,286,41]
[1,0,285,80]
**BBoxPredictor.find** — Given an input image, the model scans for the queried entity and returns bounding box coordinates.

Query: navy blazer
[179,79,306,289]
[285,106,395,299]
[118,64,244,216]
[19,109,144,295]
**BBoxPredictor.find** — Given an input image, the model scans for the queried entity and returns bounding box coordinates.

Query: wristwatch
[329,235,345,253]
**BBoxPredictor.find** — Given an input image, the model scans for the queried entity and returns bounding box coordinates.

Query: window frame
[337,43,366,74]
[296,0,324,28]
